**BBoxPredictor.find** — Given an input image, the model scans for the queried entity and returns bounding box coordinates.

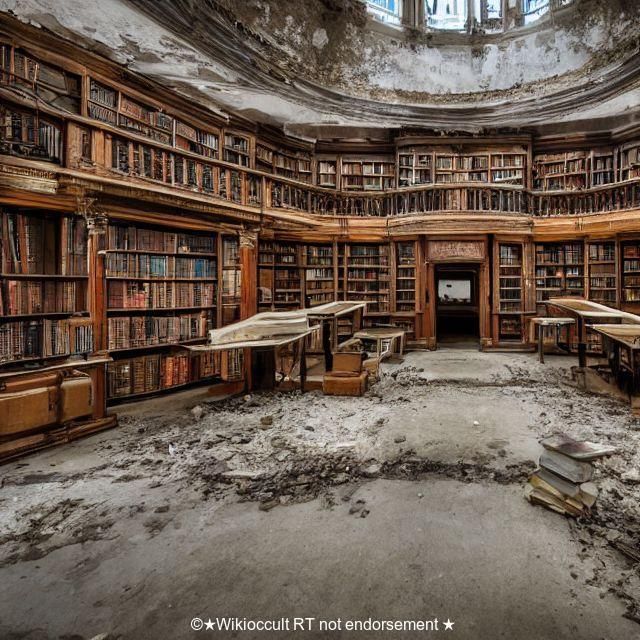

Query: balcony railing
[3,94,640,220]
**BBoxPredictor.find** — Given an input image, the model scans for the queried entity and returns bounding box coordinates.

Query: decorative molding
[239,226,259,249]
[77,195,108,235]
[0,163,58,194]
[428,240,486,261]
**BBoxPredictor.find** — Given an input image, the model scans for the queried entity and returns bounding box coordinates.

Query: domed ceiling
[2,0,640,139]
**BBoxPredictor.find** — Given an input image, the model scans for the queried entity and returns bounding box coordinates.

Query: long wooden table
[591,324,640,394]
[545,298,640,367]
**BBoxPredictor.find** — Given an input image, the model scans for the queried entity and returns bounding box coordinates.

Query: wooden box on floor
[332,352,363,373]
[0,385,58,436]
[322,371,368,397]
[323,351,368,397]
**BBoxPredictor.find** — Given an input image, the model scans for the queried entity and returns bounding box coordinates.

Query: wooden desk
[546,298,640,367]
[530,317,575,364]
[353,327,406,359]
[591,324,640,394]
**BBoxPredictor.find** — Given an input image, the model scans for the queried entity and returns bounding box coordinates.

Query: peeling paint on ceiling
[1,0,639,137]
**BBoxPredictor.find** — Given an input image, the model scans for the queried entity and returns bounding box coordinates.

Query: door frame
[422,236,491,350]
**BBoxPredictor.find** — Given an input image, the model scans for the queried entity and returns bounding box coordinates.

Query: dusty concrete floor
[1,349,640,640]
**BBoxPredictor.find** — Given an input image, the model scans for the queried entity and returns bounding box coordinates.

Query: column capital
[77,195,108,235]
[238,226,259,250]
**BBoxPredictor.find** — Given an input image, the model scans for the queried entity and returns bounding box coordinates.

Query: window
[472,0,503,30]
[367,0,401,25]
[522,0,549,24]
[475,0,501,21]
[425,0,467,31]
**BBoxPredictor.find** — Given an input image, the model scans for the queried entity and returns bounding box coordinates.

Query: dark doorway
[435,264,480,344]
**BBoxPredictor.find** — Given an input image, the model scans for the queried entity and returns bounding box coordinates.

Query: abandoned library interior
[2,0,640,638]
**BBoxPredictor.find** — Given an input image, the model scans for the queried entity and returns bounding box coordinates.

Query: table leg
[577,317,587,368]
[299,337,307,393]
[538,324,544,364]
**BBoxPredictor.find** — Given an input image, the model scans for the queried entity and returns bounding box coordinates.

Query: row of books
[589,243,615,261]
[536,244,584,265]
[107,225,216,254]
[347,283,389,293]
[107,281,216,309]
[0,318,93,363]
[107,313,212,350]
[306,268,333,280]
[305,281,334,292]
[2,213,87,276]
[107,351,211,398]
[108,349,241,397]
[1,280,85,316]
[105,253,217,279]
[589,276,616,288]
[624,260,640,272]
[347,269,390,281]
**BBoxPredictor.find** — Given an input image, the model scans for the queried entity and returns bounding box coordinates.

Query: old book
[579,482,599,508]
[524,484,585,517]
[530,469,598,508]
[539,449,593,484]
[541,434,617,460]
[530,468,580,500]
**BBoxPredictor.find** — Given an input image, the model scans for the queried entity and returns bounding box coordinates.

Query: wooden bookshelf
[273,241,302,310]
[305,244,335,307]
[257,144,312,184]
[346,243,391,318]
[104,221,222,402]
[587,242,617,305]
[341,158,395,191]
[395,241,416,313]
[223,133,250,167]
[491,153,526,186]
[535,242,585,312]
[496,243,524,341]
[621,240,640,305]
[0,102,63,163]
[392,240,417,340]
[533,152,588,191]
[1,210,92,366]
[397,146,526,188]
[317,160,337,187]
[619,143,640,182]
[258,239,274,310]
[106,347,242,403]
[221,235,241,324]
[590,150,616,187]
[398,152,433,187]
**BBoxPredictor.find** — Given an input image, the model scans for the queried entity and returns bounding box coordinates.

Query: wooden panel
[428,240,485,262]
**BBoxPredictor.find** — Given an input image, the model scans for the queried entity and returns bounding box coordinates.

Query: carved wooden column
[239,226,259,320]
[424,260,437,350]
[78,195,109,419]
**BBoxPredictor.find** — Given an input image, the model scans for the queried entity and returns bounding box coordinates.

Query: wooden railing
[3,94,640,220]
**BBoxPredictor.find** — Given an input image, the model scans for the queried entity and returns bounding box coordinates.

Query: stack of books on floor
[525,434,616,517]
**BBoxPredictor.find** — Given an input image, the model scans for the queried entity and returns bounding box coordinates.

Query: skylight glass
[522,0,550,24]
[425,0,467,31]
[367,0,402,25]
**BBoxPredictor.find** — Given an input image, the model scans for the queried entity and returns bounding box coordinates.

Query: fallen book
[539,449,593,484]
[529,468,599,508]
[524,484,586,517]
[540,434,617,460]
